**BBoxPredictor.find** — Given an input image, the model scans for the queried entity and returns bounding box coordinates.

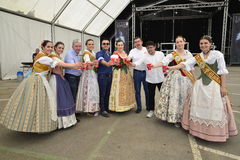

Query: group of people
[0,35,238,142]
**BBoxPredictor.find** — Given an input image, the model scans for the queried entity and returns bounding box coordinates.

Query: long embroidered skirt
[49,74,77,129]
[0,73,57,133]
[109,69,136,112]
[76,70,100,113]
[155,70,192,123]
[181,79,238,142]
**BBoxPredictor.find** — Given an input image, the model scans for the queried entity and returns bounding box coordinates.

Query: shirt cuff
[181,62,192,71]
[98,57,104,61]
[51,61,58,68]
[217,69,229,75]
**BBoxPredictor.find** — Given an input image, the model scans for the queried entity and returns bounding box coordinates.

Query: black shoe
[101,111,109,117]
[76,117,81,122]
[135,108,142,113]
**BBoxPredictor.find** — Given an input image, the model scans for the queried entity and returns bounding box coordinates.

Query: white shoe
[94,112,99,117]
[146,111,154,118]
[174,123,180,128]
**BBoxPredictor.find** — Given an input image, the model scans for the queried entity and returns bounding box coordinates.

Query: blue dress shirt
[64,49,82,76]
[96,50,112,74]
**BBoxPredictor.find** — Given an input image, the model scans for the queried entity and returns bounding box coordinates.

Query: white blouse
[37,56,59,68]
[181,50,228,75]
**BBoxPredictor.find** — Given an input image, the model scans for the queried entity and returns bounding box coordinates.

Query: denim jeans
[133,69,149,110]
[98,73,112,112]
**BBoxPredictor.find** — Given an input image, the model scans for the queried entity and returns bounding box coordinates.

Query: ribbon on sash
[194,54,221,85]
[172,51,196,84]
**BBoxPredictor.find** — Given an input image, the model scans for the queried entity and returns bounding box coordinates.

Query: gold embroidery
[194,54,221,85]
[172,51,196,83]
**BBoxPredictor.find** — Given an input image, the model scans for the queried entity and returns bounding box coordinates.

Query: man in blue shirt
[64,39,82,103]
[96,39,113,117]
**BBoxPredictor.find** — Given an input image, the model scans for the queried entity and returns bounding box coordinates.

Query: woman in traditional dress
[109,40,136,112]
[49,42,77,129]
[0,40,80,133]
[154,36,195,127]
[169,35,238,142]
[76,39,100,116]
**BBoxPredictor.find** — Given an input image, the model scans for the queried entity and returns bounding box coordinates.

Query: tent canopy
[0,0,131,36]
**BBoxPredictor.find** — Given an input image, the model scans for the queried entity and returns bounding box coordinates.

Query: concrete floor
[0,67,239,160]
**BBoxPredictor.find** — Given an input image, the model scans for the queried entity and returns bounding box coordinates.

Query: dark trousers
[98,73,112,112]
[64,73,80,103]
[147,82,162,111]
[133,69,149,110]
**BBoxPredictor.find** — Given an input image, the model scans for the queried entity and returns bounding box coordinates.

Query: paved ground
[0,66,239,160]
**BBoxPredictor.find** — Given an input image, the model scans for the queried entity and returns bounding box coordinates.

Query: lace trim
[189,113,227,128]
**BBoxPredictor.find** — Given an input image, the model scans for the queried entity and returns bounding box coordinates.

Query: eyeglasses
[102,43,110,45]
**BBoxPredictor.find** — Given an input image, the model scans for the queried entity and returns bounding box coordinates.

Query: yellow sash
[83,50,95,62]
[33,53,49,72]
[194,54,221,85]
[172,51,195,83]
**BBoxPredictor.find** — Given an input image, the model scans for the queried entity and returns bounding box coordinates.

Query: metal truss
[188,0,207,3]
[132,3,136,48]
[139,0,169,9]
[142,15,210,21]
[221,0,229,53]
[136,2,225,11]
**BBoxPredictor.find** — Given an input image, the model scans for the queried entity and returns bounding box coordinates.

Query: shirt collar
[102,50,110,55]
[71,49,79,56]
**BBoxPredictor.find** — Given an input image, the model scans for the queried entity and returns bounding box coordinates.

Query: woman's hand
[220,86,228,97]
[167,66,175,70]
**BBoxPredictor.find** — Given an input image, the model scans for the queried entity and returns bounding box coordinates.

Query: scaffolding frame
[133,0,229,53]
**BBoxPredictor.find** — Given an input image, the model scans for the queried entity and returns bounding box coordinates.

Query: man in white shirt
[132,41,165,118]
[128,37,149,113]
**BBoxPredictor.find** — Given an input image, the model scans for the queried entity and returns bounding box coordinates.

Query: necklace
[203,50,210,59]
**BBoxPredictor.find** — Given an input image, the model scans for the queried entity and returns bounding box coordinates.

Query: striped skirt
[0,73,57,133]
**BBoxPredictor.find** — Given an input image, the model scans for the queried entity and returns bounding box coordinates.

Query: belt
[65,73,80,78]
[105,74,112,78]
[98,73,112,78]
[134,69,146,72]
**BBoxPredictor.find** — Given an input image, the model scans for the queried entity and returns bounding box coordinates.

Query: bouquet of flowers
[111,54,131,74]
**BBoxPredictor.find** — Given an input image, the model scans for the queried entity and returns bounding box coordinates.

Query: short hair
[146,41,156,47]
[41,40,52,49]
[101,38,110,42]
[72,39,81,46]
[200,35,213,44]
[133,37,142,42]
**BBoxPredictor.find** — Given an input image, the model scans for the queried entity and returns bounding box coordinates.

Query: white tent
[0,0,131,79]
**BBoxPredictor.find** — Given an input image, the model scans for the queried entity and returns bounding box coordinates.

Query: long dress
[181,50,238,142]
[49,53,77,129]
[76,50,100,113]
[109,52,136,112]
[0,52,58,133]
[155,50,194,123]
